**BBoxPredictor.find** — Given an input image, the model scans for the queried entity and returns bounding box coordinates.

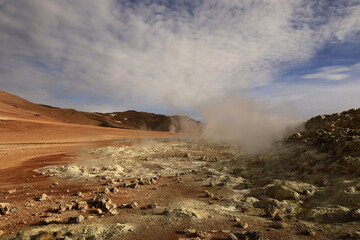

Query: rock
[35,232,54,240]
[259,198,298,218]
[104,202,118,212]
[352,231,360,239]
[75,191,83,197]
[91,194,112,211]
[264,205,280,219]
[274,211,285,221]
[229,231,263,240]
[129,182,139,188]
[178,238,201,240]
[196,231,211,239]
[308,205,351,223]
[0,230,4,236]
[110,187,119,194]
[204,190,215,198]
[184,228,197,234]
[37,193,49,201]
[51,182,59,187]
[234,217,241,222]
[145,203,158,209]
[265,184,300,201]
[75,201,88,211]
[94,208,103,215]
[272,221,287,229]
[150,178,157,184]
[25,201,35,207]
[237,222,249,229]
[0,203,16,215]
[6,189,16,194]
[76,215,84,223]
[245,197,259,204]
[350,208,360,219]
[43,216,62,224]
[56,203,73,213]
[109,207,118,215]
[304,229,316,236]
[129,202,139,209]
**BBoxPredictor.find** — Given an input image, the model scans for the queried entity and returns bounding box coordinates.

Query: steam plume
[200,96,301,153]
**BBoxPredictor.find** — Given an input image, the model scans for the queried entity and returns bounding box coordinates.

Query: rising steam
[199,96,301,154]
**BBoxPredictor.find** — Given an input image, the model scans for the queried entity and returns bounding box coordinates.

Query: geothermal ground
[2,137,360,240]
[0,91,360,240]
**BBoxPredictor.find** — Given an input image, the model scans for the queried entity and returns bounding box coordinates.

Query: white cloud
[302,62,360,81]
[0,0,359,113]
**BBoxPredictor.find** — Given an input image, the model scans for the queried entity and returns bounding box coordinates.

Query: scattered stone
[51,182,59,187]
[350,208,360,219]
[351,231,360,239]
[237,222,249,229]
[0,203,15,215]
[44,212,53,217]
[229,231,263,240]
[245,197,259,204]
[234,217,241,222]
[43,216,62,224]
[0,230,4,236]
[196,231,211,239]
[75,201,88,211]
[272,221,288,229]
[35,232,53,240]
[95,208,103,215]
[145,203,158,209]
[104,202,118,212]
[74,192,83,197]
[37,193,49,201]
[110,187,119,194]
[91,194,112,210]
[6,189,16,194]
[308,204,350,223]
[304,229,316,236]
[204,190,215,198]
[130,182,139,188]
[265,184,300,201]
[184,228,197,234]
[56,203,73,213]
[76,215,84,223]
[178,238,201,240]
[264,205,280,219]
[273,211,285,221]
[129,202,139,209]
[109,207,119,215]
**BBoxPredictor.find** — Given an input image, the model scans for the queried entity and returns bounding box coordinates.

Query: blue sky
[0,0,359,119]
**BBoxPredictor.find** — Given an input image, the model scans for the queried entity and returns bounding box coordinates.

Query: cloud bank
[1,0,360,113]
[302,63,360,81]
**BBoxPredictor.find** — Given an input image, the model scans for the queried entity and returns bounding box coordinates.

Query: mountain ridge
[0,90,201,132]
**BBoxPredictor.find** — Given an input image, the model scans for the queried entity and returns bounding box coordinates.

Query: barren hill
[0,90,201,132]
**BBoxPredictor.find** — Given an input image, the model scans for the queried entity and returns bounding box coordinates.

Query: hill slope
[0,90,201,132]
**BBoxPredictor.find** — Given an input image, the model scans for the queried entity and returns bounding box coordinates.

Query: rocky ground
[0,108,359,240]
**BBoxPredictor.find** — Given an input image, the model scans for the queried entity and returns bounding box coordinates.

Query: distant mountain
[0,90,202,132]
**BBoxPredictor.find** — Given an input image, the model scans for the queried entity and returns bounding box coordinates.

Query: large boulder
[307,204,350,223]
[264,180,316,201]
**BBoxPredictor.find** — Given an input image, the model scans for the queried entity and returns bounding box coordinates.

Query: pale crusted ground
[3,139,359,240]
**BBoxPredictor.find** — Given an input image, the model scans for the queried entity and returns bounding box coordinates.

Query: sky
[0,0,360,119]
